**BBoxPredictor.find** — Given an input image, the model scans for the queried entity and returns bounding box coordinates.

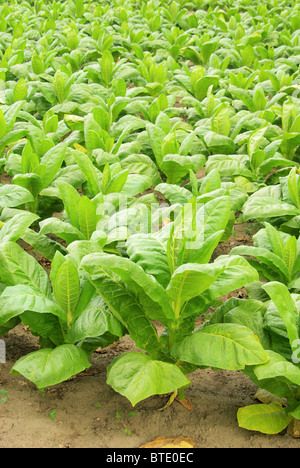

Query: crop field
[0,0,300,450]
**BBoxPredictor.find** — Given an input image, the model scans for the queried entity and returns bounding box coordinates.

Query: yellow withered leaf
[140,437,194,449]
[73,143,88,154]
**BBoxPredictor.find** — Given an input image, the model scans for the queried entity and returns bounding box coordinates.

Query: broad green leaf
[283,236,297,279]
[78,196,97,240]
[40,143,67,189]
[243,196,299,221]
[161,154,196,184]
[106,169,129,194]
[155,183,193,205]
[0,242,51,297]
[216,299,269,349]
[53,70,65,104]
[21,229,67,261]
[0,284,63,326]
[264,222,285,259]
[146,123,165,167]
[39,218,85,244]
[57,181,81,229]
[81,255,161,356]
[107,352,190,406]
[65,295,123,344]
[81,253,174,323]
[247,126,267,158]
[73,150,101,196]
[211,105,230,136]
[201,256,259,303]
[237,403,292,434]
[101,50,114,87]
[0,185,33,209]
[230,246,290,282]
[0,212,39,242]
[194,76,219,100]
[11,344,91,389]
[287,168,300,210]
[204,131,235,155]
[12,173,43,202]
[254,350,300,386]
[172,323,269,370]
[53,259,81,326]
[67,240,105,264]
[166,263,225,309]
[0,109,6,139]
[262,282,299,352]
[126,234,171,288]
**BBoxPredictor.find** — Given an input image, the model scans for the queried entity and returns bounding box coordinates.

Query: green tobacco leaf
[53,259,81,326]
[146,123,165,167]
[39,218,85,244]
[253,350,300,386]
[67,240,105,264]
[12,173,43,204]
[81,255,161,356]
[81,253,174,323]
[211,105,230,136]
[204,131,235,155]
[160,154,193,184]
[0,212,39,242]
[65,295,123,344]
[243,197,299,221]
[262,282,299,352]
[101,50,114,87]
[287,167,300,210]
[0,109,6,139]
[106,169,129,194]
[230,246,290,282]
[126,234,171,288]
[40,143,67,189]
[73,150,101,196]
[264,222,285,259]
[78,196,97,240]
[216,299,269,349]
[57,181,81,229]
[172,323,268,370]
[202,256,259,303]
[0,185,33,208]
[0,241,51,297]
[0,284,63,326]
[11,344,91,389]
[237,402,292,434]
[166,263,224,307]
[107,352,190,406]
[283,236,297,279]
[155,183,193,205]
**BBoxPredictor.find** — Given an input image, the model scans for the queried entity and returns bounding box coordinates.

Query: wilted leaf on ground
[140,436,195,448]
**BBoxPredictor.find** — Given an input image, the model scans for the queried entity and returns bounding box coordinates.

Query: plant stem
[168,327,177,350]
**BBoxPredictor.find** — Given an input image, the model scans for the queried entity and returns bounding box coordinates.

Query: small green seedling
[0,389,8,404]
[48,409,57,421]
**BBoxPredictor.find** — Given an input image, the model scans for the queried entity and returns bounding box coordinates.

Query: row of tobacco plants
[1,0,300,437]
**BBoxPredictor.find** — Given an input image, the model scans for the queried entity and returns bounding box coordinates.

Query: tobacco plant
[211,284,300,434]
[80,197,267,406]
[0,241,123,388]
